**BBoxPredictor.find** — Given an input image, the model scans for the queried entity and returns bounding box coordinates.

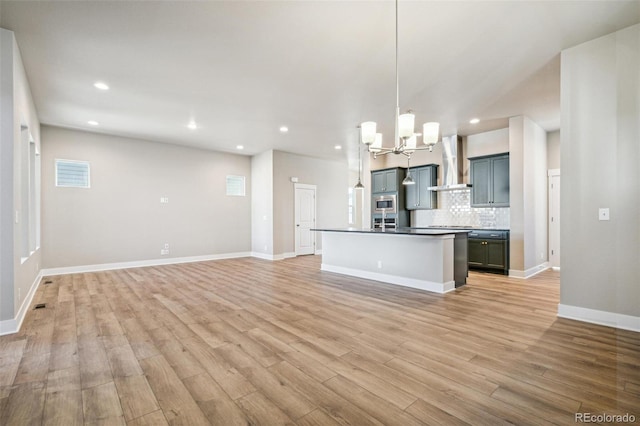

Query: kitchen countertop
[312,227,470,236]
[412,226,510,231]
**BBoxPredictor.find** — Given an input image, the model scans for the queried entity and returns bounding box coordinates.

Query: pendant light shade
[370,133,383,153]
[423,122,440,146]
[398,112,415,138]
[361,122,377,145]
[405,134,417,150]
[402,173,415,185]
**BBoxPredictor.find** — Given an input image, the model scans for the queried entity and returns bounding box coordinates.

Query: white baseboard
[509,262,550,279]
[0,270,43,336]
[551,266,561,271]
[251,251,299,261]
[321,264,455,294]
[315,249,322,255]
[558,304,640,333]
[41,252,252,276]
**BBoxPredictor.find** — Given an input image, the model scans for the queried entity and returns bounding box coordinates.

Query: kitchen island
[313,228,468,294]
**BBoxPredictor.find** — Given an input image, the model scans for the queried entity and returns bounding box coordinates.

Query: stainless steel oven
[373,194,397,214]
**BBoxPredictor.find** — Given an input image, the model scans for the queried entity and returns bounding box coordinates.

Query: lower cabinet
[468,230,509,274]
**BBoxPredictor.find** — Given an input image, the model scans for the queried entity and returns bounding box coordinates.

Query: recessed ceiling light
[279,126,289,133]
[334,145,342,150]
[87,120,99,126]
[236,145,244,150]
[469,118,480,124]
[187,120,197,130]
[94,81,109,91]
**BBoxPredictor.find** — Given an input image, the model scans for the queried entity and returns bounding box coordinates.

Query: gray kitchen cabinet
[467,230,509,274]
[405,164,438,210]
[371,168,401,193]
[470,153,509,207]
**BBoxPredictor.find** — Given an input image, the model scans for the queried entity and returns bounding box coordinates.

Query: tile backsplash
[412,189,510,229]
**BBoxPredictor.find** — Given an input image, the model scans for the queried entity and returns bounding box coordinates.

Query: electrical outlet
[163,243,169,250]
[377,260,383,269]
[598,208,610,221]
[160,249,169,255]
[160,197,169,204]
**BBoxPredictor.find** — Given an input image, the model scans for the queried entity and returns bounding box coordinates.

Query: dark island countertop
[312,227,470,236]
[412,226,510,231]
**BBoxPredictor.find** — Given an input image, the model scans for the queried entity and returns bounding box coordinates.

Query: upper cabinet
[371,168,403,194]
[470,153,509,207]
[405,164,438,210]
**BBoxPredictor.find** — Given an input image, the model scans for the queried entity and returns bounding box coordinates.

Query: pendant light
[354,142,365,189]
[359,0,440,158]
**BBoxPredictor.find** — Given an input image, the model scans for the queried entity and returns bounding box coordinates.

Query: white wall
[0,29,41,331]
[547,130,561,170]
[272,150,349,255]
[509,115,548,277]
[466,128,510,159]
[560,24,640,326]
[41,126,252,268]
[251,150,273,256]
[250,150,349,258]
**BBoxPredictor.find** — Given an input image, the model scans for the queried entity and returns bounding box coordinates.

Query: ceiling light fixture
[360,0,440,182]
[87,120,99,126]
[334,145,342,150]
[93,81,109,91]
[469,118,480,124]
[354,140,365,190]
[236,145,244,150]
[279,126,289,133]
[187,120,197,130]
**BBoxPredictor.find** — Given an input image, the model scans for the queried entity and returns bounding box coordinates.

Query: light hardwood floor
[0,255,638,425]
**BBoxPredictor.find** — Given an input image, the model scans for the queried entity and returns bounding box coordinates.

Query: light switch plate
[598,208,610,221]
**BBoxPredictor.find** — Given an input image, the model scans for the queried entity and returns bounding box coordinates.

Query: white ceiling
[2,1,639,165]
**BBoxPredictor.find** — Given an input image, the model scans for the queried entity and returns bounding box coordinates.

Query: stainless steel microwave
[373,194,397,214]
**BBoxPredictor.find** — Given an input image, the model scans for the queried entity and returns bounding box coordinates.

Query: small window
[226,175,245,196]
[55,159,90,188]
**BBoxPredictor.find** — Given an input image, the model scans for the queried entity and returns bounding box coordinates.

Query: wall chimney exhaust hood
[427,135,472,191]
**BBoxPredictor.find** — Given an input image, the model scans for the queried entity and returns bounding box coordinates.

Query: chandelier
[359,0,440,184]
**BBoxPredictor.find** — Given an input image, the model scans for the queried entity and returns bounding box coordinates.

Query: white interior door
[548,170,561,269]
[295,184,316,256]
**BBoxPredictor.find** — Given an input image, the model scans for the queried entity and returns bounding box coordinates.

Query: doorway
[294,183,316,256]
[548,169,560,269]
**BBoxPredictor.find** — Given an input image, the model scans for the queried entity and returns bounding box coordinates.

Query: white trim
[558,304,640,333]
[314,249,322,255]
[0,270,43,336]
[551,266,561,271]
[547,168,561,177]
[283,252,296,259]
[41,252,252,276]
[321,264,455,294]
[509,262,550,279]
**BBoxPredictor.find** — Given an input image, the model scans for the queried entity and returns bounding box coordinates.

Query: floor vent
[34,303,46,310]
[44,280,53,285]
